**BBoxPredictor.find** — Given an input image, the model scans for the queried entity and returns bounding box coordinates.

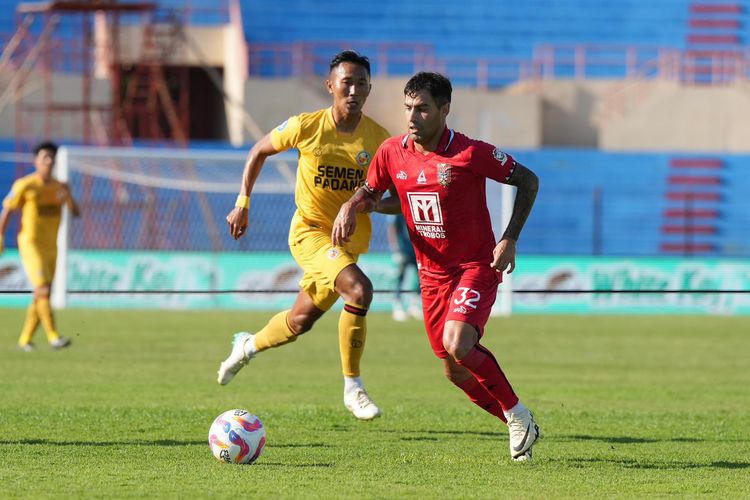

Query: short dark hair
[404,72,452,107]
[329,50,371,77]
[33,141,58,156]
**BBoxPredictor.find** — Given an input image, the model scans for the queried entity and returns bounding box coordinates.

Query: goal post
[52,146,70,309]
[53,145,299,309]
[497,183,515,316]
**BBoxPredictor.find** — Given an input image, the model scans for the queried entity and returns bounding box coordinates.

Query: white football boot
[507,406,540,460]
[512,449,533,462]
[51,337,71,350]
[217,332,255,385]
[344,387,381,420]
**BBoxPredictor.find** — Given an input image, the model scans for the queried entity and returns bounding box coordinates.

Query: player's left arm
[334,140,396,243]
[374,185,402,215]
[61,182,81,217]
[491,162,539,274]
[332,185,385,246]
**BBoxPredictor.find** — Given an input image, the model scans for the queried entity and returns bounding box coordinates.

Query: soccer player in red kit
[332,72,541,461]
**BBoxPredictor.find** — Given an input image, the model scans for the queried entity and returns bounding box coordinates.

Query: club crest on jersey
[436,163,451,187]
[327,247,341,260]
[396,170,408,180]
[313,147,323,157]
[355,151,371,167]
[492,147,508,166]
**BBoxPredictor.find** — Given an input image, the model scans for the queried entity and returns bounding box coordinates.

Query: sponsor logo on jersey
[355,151,371,167]
[406,192,446,239]
[396,170,408,180]
[492,147,508,165]
[417,170,427,184]
[436,163,451,187]
[453,305,468,314]
[327,247,341,260]
[276,120,289,132]
[315,165,366,191]
[37,205,61,217]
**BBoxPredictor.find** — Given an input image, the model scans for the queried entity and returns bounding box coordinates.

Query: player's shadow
[385,428,498,439]
[256,462,334,468]
[566,457,750,470]
[268,442,331,448]
[4,438,334,449]
[0,438,205,447]
[557,434,749,470]
[556,434,703,444]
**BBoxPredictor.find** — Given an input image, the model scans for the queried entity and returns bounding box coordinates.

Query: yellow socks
[339,303,368,378]
[36,297,60,342]
[18,302,39,346]
[253,310,297,352]
[252,304,368,378]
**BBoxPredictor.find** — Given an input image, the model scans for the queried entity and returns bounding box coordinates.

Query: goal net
[52,145,396,310]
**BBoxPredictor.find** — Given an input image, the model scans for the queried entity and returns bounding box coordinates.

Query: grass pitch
[1,309,748,498]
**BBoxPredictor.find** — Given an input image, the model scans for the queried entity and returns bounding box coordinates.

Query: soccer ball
[208,409,266,464]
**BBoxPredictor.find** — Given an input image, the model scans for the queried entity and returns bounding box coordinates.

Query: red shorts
[420,265,500,359]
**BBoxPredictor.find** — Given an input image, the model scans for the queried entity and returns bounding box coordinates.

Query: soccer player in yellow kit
[217,51,393,420]
[0,142,80,351]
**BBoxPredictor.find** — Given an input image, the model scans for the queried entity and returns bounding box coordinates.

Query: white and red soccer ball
[208,409,266,464]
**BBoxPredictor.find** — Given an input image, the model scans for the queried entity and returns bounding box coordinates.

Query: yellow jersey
[271,107,390,254]
[3,174,67,252]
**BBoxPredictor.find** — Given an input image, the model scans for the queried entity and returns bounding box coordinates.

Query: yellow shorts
[19,243,57,287]
[288,213,359,311]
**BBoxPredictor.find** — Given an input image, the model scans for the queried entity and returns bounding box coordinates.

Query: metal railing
[247,41,750,88]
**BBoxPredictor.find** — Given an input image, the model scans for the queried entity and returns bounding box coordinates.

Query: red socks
[454,376,507,423]
[456,344,519,412]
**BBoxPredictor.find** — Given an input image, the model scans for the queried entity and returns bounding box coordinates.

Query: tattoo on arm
[502,162,539,241]
[350,185,383,213]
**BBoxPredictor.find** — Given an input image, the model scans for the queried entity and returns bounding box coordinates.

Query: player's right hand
[226,207,249,240]
[332,202,357,247]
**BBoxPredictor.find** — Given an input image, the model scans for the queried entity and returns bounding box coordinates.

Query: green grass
[1,309,749,498]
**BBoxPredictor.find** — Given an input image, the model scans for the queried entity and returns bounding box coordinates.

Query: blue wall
[242,0,693,58]
[509,149,746,257]
[0,1,718,65]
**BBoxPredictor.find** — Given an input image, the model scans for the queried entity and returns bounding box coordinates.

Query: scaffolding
[2,0,190,148]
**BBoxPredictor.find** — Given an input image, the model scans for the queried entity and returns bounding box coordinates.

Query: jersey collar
[401,127,455,154]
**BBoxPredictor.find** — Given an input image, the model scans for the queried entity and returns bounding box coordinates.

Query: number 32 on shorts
[454,287,480,309]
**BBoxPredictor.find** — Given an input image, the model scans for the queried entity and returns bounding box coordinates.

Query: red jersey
[366,127,516,274]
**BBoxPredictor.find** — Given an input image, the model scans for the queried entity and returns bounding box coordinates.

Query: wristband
[235,195,250,209]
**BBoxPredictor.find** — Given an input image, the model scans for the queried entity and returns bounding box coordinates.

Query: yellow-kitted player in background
[0,142,80,351]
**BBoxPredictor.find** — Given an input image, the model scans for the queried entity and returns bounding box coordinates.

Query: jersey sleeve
[365,143,393,193]
[269,115,302,152]
[471,141,517,184]
[2,179,25,210]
